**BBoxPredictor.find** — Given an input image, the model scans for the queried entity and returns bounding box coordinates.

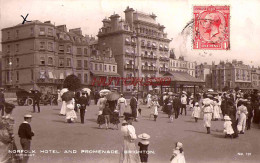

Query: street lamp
[131,31,139,98]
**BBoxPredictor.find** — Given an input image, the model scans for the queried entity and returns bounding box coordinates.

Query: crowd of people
[1,84,260,163]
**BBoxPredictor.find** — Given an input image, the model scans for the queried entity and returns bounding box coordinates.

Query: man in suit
[78,92,88,124]
[173,94,181,119]
[32,90,40,113]
[18,114,34,163]
[130,93,138,122]
[0,88,5,116]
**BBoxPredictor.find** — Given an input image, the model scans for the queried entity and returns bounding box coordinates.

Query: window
[48,28,53,36]
[84,48,88,55]
[84,60,88,69]
[77,60,82,68]
[77,73,82,81]
[16,58,19,67]
[40,27,45,35]
[31,27,34,36]
[113,66,115,72]
[100,64,103,71]
[104,65,107,71]
[7,45,10,53]
[40,42,45,50]
[59,45,64,51]
[16,71,19,81]
[67,46,71,53]
[84,74,88,83]
[66,58,71,67]
[109,65,111,71]
[7,32,10,40]
[16,44,19,52]
[90,63,93,70]
[59,59,64,67]
[77,48,82,55]
[48,42,53,51]
[95,64,98,70]
[48,57,53,65]
[40,57,45,65]
[6,71,12,82]
[16,30,19,38]
[31,69,34,80]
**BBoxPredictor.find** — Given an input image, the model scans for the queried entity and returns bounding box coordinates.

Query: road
[10,102,260,163]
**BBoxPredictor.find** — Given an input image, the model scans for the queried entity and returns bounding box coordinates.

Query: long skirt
[60,101,66,115]
[119,137,140,163]
[204,113,212,127]
[213,106,221,119]
[118,103,126,117]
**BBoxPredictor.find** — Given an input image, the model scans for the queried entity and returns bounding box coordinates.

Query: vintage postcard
[0,0,260,163]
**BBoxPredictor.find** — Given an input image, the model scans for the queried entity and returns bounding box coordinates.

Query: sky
[0,0,260,66]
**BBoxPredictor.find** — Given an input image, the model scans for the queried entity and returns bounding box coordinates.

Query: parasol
[82,88,91,95]
[99,89,111,96]
[208,89,214,92]
[61,91,75,102]
[60,88,69,96]
[106,92,120,101]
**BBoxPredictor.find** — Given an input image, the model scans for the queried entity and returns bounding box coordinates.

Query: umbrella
[61,91,75,102]
[99,89,111,96]
[60,88,69,96]
[82,88,91,95]
[106,92,120,101]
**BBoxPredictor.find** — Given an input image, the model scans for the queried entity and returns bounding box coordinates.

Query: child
[111,109,120,130]
[192,102,201,122]
[97,110,105,129]
[151,97,160,121]
[223,115,234,138]
[170,142,186,163]
[138,108,142,116]
[138,133,150,163]
[102,102,113,129]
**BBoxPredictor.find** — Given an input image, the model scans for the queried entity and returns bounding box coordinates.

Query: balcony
[164,46,169,51]
[142,66,149,70]
[159,67,168,73]
[55,79,64,84]
[36,78,54,84]
[152,43,157,49]
[147,43,152,49]
[159,56,169,61]
[76,66,83,70]
[142,66,157,72]
[124,64,136,70]
[141,43,146,48]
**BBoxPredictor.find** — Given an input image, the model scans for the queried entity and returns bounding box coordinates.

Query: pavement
[10,102,260,163]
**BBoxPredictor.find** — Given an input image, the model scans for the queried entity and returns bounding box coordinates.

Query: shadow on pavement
[86,118,97,123]
[52,119,66,123]
[211,133,225,139]
[184,130,207,134]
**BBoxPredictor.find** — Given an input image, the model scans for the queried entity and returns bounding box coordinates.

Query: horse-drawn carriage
[16,89,58,106]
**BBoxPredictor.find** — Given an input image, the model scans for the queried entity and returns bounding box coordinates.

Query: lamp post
[131,31,139,98]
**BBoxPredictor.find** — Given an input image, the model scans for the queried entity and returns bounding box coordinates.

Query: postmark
[193,5,230,50]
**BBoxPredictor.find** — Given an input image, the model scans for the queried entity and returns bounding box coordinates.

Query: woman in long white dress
[59,88,68,115]
[213,99,221,120]
[65,98,77,123]
[151,97,160,121]
[119,119,141,163]
[170,142,186,163]
[147,94,152,108]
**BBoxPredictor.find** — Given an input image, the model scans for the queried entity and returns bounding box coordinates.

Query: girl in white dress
[170,142,186,163]
[213,99,221,121]
[192,102,201,122]
[223,115,234,138]
[151,97,160,121]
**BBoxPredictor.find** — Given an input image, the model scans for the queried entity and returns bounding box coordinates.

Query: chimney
[109,14,120,31]
[124,6,135,30]
[102,17,111,27]
[56,25,67,32]
[69,28,82,35]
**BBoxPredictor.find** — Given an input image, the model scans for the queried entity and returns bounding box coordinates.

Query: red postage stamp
[193,6,230,50]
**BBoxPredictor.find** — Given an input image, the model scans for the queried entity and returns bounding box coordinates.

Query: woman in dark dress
[226,100,239,138]
[138,133,150,163]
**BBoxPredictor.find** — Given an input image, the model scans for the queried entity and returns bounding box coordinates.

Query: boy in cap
[18,114,34,163]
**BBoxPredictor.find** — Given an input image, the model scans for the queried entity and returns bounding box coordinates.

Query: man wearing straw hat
[18,114,34,163]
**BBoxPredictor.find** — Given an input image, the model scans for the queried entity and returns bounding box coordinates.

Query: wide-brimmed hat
[163,92,167,95]
[138,133,150,140]
[182,91,187,94]
[176,142,183,149]
[195,102,199,106]
[224,115,231,121]
[24,114,32,118]
[122,120,128,124]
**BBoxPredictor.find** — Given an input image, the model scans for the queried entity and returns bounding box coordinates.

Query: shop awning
[163,71,204,83]
[90,71,120,77]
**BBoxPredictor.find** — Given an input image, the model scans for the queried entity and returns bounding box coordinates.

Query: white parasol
[60,88,69,96]
[82,88,91,95]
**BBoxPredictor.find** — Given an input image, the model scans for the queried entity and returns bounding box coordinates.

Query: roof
[90,71,120,77]
[163,72,204,83]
